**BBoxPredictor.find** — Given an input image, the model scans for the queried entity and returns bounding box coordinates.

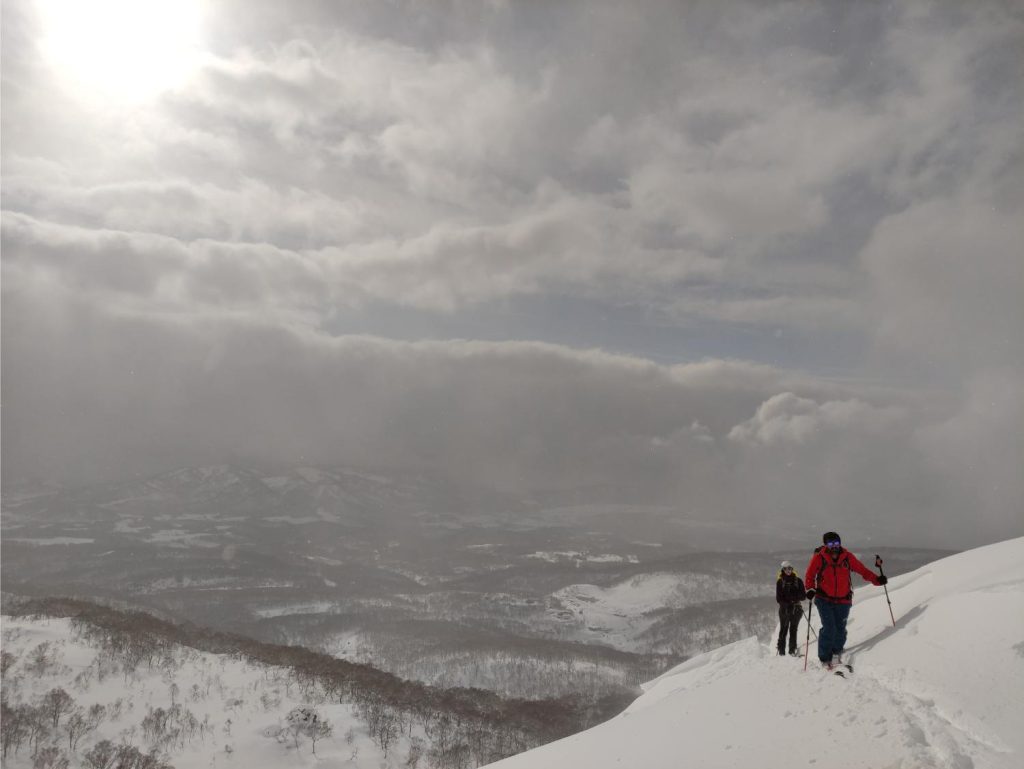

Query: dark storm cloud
[2,0,1022,546]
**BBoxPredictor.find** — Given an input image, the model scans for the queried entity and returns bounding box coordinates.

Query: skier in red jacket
[804,531,887,668]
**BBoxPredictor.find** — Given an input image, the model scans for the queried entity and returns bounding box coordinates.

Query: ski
[831,663,853,677]
[820,661,853,676]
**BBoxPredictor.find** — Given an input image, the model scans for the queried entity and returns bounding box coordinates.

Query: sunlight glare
[36,0,204,102]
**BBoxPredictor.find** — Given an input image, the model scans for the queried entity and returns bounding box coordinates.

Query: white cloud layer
[727,393,905,446]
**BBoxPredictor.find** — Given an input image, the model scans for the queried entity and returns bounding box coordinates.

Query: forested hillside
[1,596,631,769]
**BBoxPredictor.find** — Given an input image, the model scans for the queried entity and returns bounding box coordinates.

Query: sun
[35,0,204,103]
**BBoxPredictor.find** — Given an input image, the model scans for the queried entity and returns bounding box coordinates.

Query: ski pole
[799,602,817,638]
[803,597,814,671]
[875,554,896,627]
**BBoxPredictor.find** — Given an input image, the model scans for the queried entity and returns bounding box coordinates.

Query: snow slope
[485,537,1024,769]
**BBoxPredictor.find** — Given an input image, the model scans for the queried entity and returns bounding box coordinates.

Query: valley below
[3,465,949,704]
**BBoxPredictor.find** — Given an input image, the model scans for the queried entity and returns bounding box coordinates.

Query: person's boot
[778,647,786,656]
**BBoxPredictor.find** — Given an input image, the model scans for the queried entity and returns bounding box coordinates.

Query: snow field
[548,572,768,649]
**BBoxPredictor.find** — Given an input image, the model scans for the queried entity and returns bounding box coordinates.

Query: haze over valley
[2,464,949,702]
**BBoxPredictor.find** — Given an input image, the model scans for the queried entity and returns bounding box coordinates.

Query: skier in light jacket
[804,531,887,669]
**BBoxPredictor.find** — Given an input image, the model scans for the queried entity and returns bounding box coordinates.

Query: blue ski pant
[814,598,851,662]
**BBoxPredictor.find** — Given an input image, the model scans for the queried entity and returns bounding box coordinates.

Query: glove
[877,575,888,586]
[805,589,815,600]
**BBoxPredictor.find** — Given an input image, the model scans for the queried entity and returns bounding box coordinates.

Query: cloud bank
[3,0,1022,547]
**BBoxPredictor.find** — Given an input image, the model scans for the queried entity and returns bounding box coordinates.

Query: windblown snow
[485,537,1024,769]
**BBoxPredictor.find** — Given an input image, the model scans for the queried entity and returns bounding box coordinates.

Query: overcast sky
[2,0,1022,547]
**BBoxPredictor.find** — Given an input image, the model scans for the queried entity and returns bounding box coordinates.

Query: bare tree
[73,667,96,691]
[1,701,28,759]
[405,736,425,768]
[82,739,118,769]
[23,706,50,754]
[107,744,171,769]
[41,688,75,729]
[26,643,52,676]
[86,704,108,731]
[31,746,70,769]
[142,706,170,745]
[377,709,399,757]
[66,708,92,751]
[309,717,332,755]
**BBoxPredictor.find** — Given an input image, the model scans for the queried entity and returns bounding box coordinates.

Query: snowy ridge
[485,537,1024,769]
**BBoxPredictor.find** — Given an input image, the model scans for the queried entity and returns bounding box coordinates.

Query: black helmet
[823,531,841,546]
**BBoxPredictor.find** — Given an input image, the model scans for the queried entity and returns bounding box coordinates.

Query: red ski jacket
[804,547,881,604]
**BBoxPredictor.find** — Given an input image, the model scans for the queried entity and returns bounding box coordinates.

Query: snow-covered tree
[283,706,332,754]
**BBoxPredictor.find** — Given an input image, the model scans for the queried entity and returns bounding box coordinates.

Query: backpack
[812,546,853,601]
[776,570,804,602]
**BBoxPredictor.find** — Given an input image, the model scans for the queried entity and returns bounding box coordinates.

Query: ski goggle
[825,540,841,548]
[782,566,794,571]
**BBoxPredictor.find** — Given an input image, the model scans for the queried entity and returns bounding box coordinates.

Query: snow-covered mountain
[484,537,1024,769]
